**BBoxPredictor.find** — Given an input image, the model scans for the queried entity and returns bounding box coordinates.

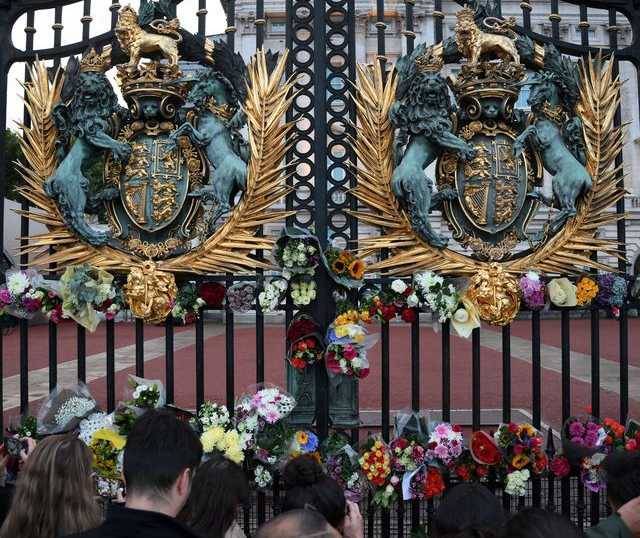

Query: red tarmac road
[1,317,639,430]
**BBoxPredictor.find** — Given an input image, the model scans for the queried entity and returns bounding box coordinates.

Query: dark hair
[500,508,580,538]
[432,483,505,538]
[256,509,334,538]
[602,450,640,508]
[123,409,203,497]
[281,455,346,529]
[178,455,250,538]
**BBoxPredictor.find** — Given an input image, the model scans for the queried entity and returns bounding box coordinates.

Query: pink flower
[390,475,400,486]
[434,424,450,437]
[0,288,12,305]
[264,410,280,424]
[568,421,586,438]
[342,345,357,361]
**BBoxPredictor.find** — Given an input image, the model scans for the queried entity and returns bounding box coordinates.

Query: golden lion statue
[123,261,177,324]
[455,7,520,64]
[116,6,182,70]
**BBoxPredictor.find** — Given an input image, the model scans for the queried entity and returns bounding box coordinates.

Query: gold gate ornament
[123,261,178,324]
[466,263,521,326]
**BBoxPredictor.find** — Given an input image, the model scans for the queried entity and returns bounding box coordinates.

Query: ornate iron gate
[0,0,638,536]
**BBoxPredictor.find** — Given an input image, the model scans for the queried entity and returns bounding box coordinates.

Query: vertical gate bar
[165,316,174,404]
[196,311,205,408]
[225,304,235,412]
[403,0,414,54]
[111,0,120,29]
[77,325,86,383]
[312,0,330,441]
[381,320,390,441]
[135,318,144,376]
[442,320,450,422]
[531,311,541,429]
[502,325,510,423]
[433,0,443,43]
[52,7,62,70]
[472,327,480,430]
[375,0,385,70]
[106,319,115,412]
[531,311,542,507]
[226,0,235,49]
[255,0,264,48]
[560,309,570,516]
[549,0,560,41]
[561,310,570,422]
[49,322,57,390]
[590,307,600,418]
[20,10,36,415]
[256,299,264,383]
[608,9,629,425]
[197,0,206,37]
[82,0,92,41]
[521,0,531,31]
[411,317,420,532]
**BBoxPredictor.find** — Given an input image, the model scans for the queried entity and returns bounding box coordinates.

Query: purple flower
[0,288,12,306]
[568,421,586,438]
[520,272,546,310]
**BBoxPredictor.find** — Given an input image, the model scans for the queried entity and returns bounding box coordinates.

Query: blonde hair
[0,434,102,537]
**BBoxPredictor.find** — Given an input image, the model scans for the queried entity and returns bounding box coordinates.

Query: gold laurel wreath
[17,50,294,274]
[350,55,626,276]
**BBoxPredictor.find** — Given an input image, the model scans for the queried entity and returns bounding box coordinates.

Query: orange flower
[331,259,346,274]
[348,259,366,280]
[512,454,530,469]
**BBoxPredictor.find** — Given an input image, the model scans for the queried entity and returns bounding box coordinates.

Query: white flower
[78,411,109,445]
[406,293,419,308]
[526,271,540,282]
[453,308,469,323]
[505,470,530,497]
[7,272,30,295]
[391,279,407,294]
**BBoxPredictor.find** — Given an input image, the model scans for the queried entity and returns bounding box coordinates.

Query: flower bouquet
[290,277,316,306]
[406,465,446,501]
[37,382,98,435]
[322,432,368,503]
[359,437,395,508]
[548,278,577,308]
[198,282,226,308]
[597,273,629,317]
[193,401,231,432]
[425,422,464,466]
[286,314,324,372]
[235,384,296,488]
[325,311,375,379]
[124,375,165,410]
[171,282,206,324]
[257,278,287,313]
[289,430,320,459]
[274,227,320,278]
[0,269,58,320]
[602,417,626,452]
[502,423,545,472]
[494,423,547,478]
[88,427,126,498]
[519,272,546,311]
[580,452,607,492]
[413,271,459,322]
[625,419,640,451]
[59,265,121,331]
[470,431,502,466]
[201,424,245,465]
[576,276,598,307]
[323,246,366,289]
[226,282,256,313]
[451,449,490,482]
[362,280,420,323]
[561,415,606,465]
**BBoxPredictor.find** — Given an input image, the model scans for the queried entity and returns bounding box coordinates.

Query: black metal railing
[0,0,637,536]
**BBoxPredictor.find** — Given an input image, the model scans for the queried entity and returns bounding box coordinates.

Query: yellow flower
[201,426,225,453]
[92,428,126,450]
[296,431,309,446]
[226,447,244,464]
[576,277,598,306]
[348,259,366,280]
[521,423,537,437]
[512,454,530,469]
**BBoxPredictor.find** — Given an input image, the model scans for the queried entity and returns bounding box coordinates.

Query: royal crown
[415,46,444,72]
[79,47,111,73]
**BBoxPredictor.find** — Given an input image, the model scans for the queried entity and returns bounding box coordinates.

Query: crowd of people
[0,409,637,538]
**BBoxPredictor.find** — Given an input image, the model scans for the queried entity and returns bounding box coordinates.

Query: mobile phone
[3,437,25,458]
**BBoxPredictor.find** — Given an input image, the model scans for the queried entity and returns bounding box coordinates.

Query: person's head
[178,455,249,538]
[282,455,346,530]
[256,509,341,538]
[123,409,203,517]
[432,483,505,538]
[0,434,101,538]
[602,450,640,510]
[500,508,580,538]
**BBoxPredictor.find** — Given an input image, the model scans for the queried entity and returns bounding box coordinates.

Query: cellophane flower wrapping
[519,271,546,311]
[37,382,98,435]
[1,269,60,320]
[226,282,256,313]
[322,432,368,503]
[171,282,206,324]
[494,422,547,476]
[258,278,287,313]
[234,384,296,488]
[287,314,324,371]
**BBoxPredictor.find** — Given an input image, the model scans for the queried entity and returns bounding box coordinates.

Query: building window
[268,20,286,35]
[515,85,531,110]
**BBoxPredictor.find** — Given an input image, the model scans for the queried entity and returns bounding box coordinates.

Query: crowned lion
[455,6,520,64]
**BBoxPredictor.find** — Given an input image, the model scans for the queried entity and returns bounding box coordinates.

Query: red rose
[424,468,446,499]
[476,465,489,478]
[198,282,226,307]
[357,367,370,379]
[287,318,318,342]
[452,424,462,433]
[508,423,519,433]
[530,437,542,449]
[184,312,197,325]
[326,354,342,375]
[401,307,417,323]
[625,439,638,451]
[513,444,524,455]
[306,338,316,349]
[550,456,570,478]
[456,466,470,481]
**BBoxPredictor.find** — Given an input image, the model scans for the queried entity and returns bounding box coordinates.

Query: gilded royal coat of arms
[352,2,625,322]
[18,1,295,321]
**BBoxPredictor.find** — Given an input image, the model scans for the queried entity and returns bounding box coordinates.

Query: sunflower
[338,251,352,263]
[348,259,366,280]
[512,454,530,470]
[296,431,309,445]
[332,259,346,274]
